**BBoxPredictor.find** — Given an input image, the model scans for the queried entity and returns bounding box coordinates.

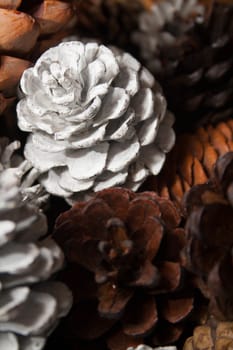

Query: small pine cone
[133,0,233,131]
[183,152,233,320]
[53,188,206,350]
[183,322,233,350]
[17,41,175,203]
[0,138,72,349]
[75,0,144,51]
[143,119,233,209]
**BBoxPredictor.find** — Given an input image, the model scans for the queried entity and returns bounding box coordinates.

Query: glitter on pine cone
[183,321,233,350]
[133,0,233,132]
[183,152,233,321]
[52,188,207,350]
[142,119,233,210]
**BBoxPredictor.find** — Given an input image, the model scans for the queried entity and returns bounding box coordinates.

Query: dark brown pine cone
[52,188,207,350]
[155,1,233,132]
[183,321,233,350]
[74,0,143,52]
[142,119,233,210]
[183,152,233,320]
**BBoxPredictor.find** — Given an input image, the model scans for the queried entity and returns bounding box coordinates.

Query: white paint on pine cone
[0,291,57,335]
[0,333,45,350]
[127,346,177,350]
[17,41,175,202]
[0,138,72,348]
[19,336,45,350]
[0,221,15,246]
[0,333,18,350]
[0,287,30,321]
[132,0,205,73]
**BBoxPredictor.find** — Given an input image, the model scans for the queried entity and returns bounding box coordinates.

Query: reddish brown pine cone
[155,1,233,132]
[74,0,143,51]
[142,119,233,210]
[53,188,207,350]
[183,321,233,350]
[183,152,233,320]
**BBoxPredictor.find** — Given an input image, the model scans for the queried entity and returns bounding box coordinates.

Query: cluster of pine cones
[1,0,233,350]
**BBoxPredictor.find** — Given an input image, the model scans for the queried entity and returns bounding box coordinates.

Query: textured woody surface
[0,0,77,115]
[132,0,205,74]
[183,152,233,320]
[52,188,205,350]
[75,0,143,51]
[143,119,233,208]
[183,321,233,350]
[0,138,72,350]
[17,41,175,203]
[138,1,233,131]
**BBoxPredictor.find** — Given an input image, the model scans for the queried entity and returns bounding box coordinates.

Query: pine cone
[75,0,144,52]
[132,0,206,74]
[0,0,77,115]
[128,346,177,350]
[134,0,233,131]
[0,138,72,349]
[52,188,206,350]
[143,119,233,209]
[183,152,233,320]
[183,321,233,350]
[17,41,175,203]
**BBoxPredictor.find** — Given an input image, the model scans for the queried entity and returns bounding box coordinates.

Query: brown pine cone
[183,321,233,350]
[75,0,144,51]
[183,152,233,320]
[142,119,233,209]
[52,188,207,350]
[154,1,233,132]
[0,0,77,115]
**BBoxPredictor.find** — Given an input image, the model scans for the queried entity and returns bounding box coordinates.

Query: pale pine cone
[132,0,206,74]
[0,138,72,350]
[17,41,175,203]
[183,321,233,350]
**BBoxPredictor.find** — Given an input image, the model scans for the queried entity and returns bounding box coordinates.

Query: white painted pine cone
[0,138,72,350]
[132,0,205,73]
[127,346,177,350]
[17,41,175,203]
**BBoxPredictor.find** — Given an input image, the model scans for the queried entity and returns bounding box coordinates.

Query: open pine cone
[183,321,233,350]
[0,138,72,350]
[132,0,206,75]
[52,188,206,350]
[137,0,233,131]
[17,41,175,203]
[183,152,233,321]
[143,119,233,209]
[0,0,77,115]
[75,0,144,52]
